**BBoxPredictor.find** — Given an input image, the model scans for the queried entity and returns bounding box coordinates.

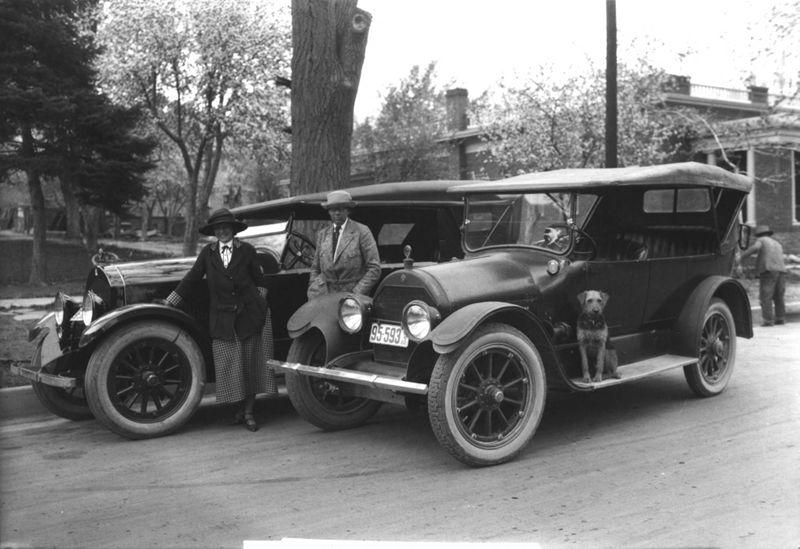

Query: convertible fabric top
[449,162,753,194]
[234,179,464,220]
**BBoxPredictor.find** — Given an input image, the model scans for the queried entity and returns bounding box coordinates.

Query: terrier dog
[577,290,620,383]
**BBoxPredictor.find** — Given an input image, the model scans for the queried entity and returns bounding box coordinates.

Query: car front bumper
[10,313,76,389]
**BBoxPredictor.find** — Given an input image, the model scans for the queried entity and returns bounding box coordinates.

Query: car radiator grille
[371,285,432,365]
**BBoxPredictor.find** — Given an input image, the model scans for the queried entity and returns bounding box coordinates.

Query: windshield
[464,192,597,252]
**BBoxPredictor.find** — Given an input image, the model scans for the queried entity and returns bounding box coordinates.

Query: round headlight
[546,259,561,275]
[53,292,66,326]
[82,292,95,326]
[403,301,440,341]
[338,296,364,333]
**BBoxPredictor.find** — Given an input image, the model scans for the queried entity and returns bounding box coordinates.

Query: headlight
[53,292,66,326]
[81,291,103,327]
[338,296,366,334]
[402,301,440,341]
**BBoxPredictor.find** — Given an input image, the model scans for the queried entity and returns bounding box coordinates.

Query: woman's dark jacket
[174,239,267,340]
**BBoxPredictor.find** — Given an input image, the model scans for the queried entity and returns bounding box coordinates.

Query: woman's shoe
[243,413,258,432]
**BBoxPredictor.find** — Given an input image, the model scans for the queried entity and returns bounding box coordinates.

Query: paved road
[1,324,799,549]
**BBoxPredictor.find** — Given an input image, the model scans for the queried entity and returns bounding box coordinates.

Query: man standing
[739,225,787,326]
[307,190,380,299]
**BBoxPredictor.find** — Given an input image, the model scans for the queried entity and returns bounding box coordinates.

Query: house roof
[449,162,753,194]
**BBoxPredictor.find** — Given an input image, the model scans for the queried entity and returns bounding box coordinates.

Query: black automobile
[13,180,465,438]
[272,162,754,466]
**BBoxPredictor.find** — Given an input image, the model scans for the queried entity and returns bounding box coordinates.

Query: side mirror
[738,224,752,250]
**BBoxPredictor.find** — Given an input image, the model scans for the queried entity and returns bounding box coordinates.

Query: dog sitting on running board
[577,290,620,383]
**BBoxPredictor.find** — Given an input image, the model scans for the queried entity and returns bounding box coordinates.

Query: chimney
[446,88,469,131]
[748,85,769,105]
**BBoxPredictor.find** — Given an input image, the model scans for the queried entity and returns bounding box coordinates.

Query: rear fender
[674,276,753,356]
[287,293,365,362]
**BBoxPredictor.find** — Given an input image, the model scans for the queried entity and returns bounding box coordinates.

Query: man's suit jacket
[307,219,381,299]
[174,239,266,340]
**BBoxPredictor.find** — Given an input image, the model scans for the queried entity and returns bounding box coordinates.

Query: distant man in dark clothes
[739,225,787,326]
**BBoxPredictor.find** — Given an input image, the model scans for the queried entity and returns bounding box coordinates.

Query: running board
[267,359,428,395]
[570,354,697,390]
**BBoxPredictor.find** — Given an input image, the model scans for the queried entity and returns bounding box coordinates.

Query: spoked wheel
[85,321,205,439]
[285,331,381,430]
[283,231,316,269]
[428,322,546,467]
[31,354,93,421]
[684,298,736,397]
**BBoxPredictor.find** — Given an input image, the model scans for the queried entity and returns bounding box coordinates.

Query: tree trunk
[21,127,47,285]
[291,0,371,195]
[140,202,151,242]
[60,177,82,239]
[81,205,101,254]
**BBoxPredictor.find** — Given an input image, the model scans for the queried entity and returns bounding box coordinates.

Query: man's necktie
[332,224,341,256]
[221,245,231,268]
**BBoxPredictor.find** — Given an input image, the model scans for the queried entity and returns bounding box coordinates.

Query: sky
[352,0,795,121]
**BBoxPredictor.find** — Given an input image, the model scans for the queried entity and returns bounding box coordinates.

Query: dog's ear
[577,291,586,306]
[601,291,609,305]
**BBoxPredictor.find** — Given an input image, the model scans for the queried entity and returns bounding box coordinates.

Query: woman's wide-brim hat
[321,190,357,209]
[199,208,248,236]
[754,224,773,236]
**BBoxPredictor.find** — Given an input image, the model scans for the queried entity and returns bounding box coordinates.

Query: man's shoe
[775,319,785,325]
[762,322,774,327]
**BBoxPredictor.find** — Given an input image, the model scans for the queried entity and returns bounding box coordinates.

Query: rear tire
[285,331,381,430]
[684,298,736,397]
[85,321,205,439]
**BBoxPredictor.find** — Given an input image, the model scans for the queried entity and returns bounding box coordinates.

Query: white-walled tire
[428,323,546,467]
[85,321,205,439]
[684,298,736,397]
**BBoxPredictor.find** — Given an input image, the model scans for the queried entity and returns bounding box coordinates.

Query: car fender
[674,275,753,356]
[78,303,209,352]
[287,293,366,362]
[430,301,550,355]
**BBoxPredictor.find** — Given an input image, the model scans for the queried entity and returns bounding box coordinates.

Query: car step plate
[571,354,697,389]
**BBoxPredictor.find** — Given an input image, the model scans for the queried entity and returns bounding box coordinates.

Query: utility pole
[605,0,618,168]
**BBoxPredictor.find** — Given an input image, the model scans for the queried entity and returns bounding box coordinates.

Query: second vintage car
[13,180,465,438]
[272,162,754,467]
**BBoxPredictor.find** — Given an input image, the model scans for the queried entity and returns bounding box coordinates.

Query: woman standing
[165,208,275,431]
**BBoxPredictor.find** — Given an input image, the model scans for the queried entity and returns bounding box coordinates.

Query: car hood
[378,250,550,314]
[94,257,197,289]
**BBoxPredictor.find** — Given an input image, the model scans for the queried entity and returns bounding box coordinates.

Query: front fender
[430,302,538,354]
[674,276,753,356]
[79,303,208,350]
[287,293,368,362]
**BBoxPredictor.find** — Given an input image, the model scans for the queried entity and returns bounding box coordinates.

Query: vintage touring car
[13,180,465,438]
[271,162,754,466]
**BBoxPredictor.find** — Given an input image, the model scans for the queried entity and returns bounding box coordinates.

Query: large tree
[352,62,451,183]
[482,63,699,176]
[0,0,152,283]
[97,0,291,255]
[291,0,371,195]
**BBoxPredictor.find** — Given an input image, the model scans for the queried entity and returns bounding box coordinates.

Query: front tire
[684,298,736,397]
[31,355,93,421]
[428,323,547,467]
[85,321,205,439]
[285,331,381,430]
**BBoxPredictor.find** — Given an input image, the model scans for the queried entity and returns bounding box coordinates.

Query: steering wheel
[571,227,598,260]
[283,231,316,269]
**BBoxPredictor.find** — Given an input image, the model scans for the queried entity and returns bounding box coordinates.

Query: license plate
[369,322,409,348]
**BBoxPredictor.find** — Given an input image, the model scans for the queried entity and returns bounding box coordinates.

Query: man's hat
[754,224,773,237]
[199,208,248,236]
[321,190,357,209]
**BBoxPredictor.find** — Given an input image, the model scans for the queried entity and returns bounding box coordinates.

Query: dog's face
[577,290,609,314]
